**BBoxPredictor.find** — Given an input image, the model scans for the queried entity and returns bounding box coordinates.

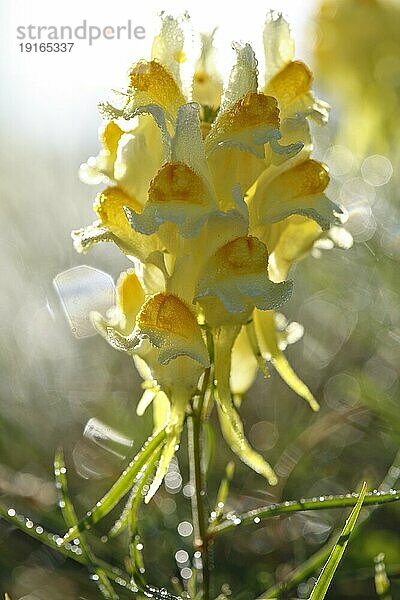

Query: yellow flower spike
[128,60,186,119]
[252,159,341,231]
[116,270,145,334]
[195,235,292,325]
[214,325,277,485]
[253,309,319,411]
[136,292,209,368]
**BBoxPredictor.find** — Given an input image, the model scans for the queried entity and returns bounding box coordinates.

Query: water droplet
[175,549,189,564]
[361,154,393,187]
[7,508,16,517]
[177,521,193,537]
[180,567,192,580]
[253,516,260,524]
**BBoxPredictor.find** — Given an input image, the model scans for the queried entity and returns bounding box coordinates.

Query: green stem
[188,368,211,600]
[208,489,400,538]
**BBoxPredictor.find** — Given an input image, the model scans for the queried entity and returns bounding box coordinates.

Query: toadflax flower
[73,13,346,500]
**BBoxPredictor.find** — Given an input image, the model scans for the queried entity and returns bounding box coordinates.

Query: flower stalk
[188,367,211,599]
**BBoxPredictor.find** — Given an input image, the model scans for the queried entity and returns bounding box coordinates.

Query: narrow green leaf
[210,487,400,537]
[54,449,118,600]
[0,503,138,593]
[108,448,161,538]
[209,461,235,528]
[259,537,334,599]
[308,482,367,600]
[63,428,166,543]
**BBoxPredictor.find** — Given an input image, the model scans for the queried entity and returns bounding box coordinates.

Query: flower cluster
[73,13,344,501]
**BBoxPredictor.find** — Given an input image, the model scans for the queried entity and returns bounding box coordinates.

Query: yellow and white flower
[73,13,348,499]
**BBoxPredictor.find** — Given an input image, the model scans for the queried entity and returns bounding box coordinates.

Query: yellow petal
[263,12,295,81]
[94,186,142,237]
[254,309,319,411]
[195,235,292,325]
[79,121,124,184]
[100,120,124,158]
[267,158,328,200]
[129,60,185,117]
[267,216,322,282]
[126,162,215,238]
[206,92,281,158]
[220,43,258,112]
[253,159,340,230]
[230,326,258,395]
[93,186,160,260]
[265,60,329,124]
[137,292,209,367]
[192,31,223,110]
[214,325,277,485]
[116,270,145,333]
[208,147,265,211]
[113,115,164,206]
[149,162,208,205]
[265,61,312,110]
[151,14,186,88]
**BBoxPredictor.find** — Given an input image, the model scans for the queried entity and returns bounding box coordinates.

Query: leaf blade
[63,428,166,543]
[308,482,367,600]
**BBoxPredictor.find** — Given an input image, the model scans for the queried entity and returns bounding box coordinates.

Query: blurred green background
[0,0,399,598]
